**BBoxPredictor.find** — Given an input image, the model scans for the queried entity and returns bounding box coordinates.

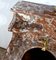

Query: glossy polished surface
[0,0,56,48]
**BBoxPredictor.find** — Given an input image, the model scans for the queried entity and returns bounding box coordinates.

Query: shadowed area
[22,48,56,60]
[0,47,6,60]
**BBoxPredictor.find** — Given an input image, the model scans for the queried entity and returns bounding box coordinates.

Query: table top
[12,1,56,16]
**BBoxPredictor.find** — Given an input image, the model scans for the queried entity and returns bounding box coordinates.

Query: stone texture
[6,1,56,60]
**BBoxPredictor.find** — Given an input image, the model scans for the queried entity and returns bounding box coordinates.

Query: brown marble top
[12,1,56,16]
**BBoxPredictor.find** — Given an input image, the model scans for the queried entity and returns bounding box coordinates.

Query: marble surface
[0,1,56,60]
[0,0,56,48]
[7,1,56,60]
